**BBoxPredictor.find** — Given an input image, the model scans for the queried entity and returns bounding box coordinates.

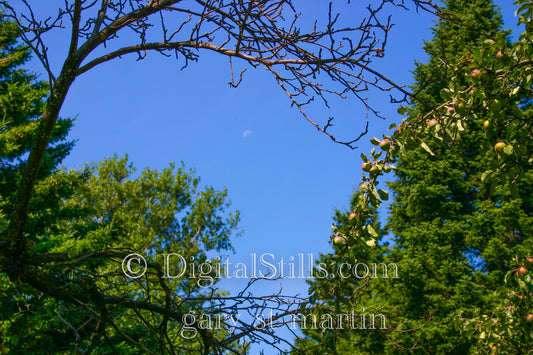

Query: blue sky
[20,0,522,352]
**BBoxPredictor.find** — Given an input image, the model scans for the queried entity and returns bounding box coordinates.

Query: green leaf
[419,141,435,155]
[0,215,8,231]
[481,170,492,182]
[371,186,381,201]
[503,144,513,155]
[365,238,376,247]
[366,224,378,238]
[377,189,389,201]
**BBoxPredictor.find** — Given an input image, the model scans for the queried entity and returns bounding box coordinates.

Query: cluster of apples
[361,140,393,175]
[332,213,357,245]
[361,161,378,174]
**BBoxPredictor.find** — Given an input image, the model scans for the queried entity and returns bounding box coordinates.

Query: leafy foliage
[0,16,242,352]
[2,156,242,353]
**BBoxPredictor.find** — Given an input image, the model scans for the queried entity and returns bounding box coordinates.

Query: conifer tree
[298,0,532,353]
[0,16,81,351]
[0,16,76,238]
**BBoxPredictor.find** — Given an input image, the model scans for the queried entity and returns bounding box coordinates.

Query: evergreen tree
[298,0,532,353]
[0,15,83,352]
[0,16,76,237]
[294,192,389,354]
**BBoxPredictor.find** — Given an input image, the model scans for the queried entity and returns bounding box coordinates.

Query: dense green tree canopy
[1,155,242,353]
[0,17,243,353]
[1,0,531,352]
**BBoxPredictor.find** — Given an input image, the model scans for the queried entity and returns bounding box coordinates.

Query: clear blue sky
[21,0,521,352]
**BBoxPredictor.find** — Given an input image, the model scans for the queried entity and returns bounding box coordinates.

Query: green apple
[394,123,404,136]
[379,139,391,151]
[383,165,392,173]
[491,99,502,111]
[362,161,372,172]
[455,102,467,115]
[333,235,345,245]
[369,165,379,174]
[483,120,490,129]
[494,141,506,153]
